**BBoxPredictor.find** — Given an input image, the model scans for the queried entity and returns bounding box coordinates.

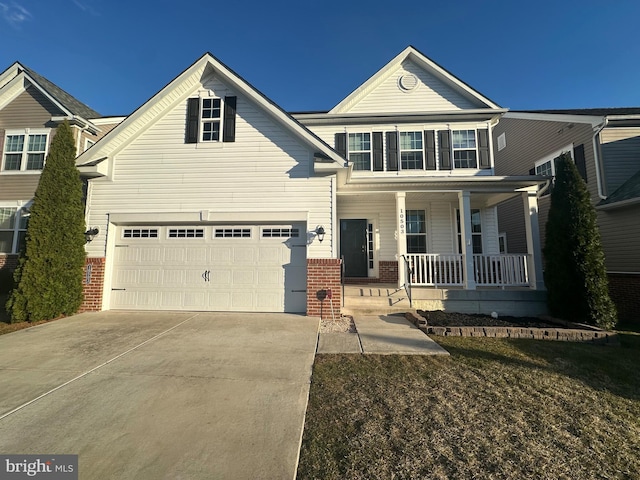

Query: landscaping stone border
[405,312,620,345]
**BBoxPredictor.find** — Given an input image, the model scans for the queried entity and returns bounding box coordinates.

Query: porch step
[341,284,413,315]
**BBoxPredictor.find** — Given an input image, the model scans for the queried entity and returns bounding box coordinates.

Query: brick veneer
[79,257,105,312]
[307,258,342,319]
[380,260,398,283]
[608,273,640,325]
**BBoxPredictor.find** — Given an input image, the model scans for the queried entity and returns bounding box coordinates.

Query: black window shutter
[373,132,383,171]
[424,130,436,170]
[477,129,491,169]
[222,96,237,142]
[386,131,398,171]
[186,98,200,144]
[335,133,346,158]
[574,144,587,182]
[438,130,452,170]
[529,167,536,175]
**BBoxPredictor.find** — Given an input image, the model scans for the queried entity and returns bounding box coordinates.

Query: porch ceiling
[336,191,521,208]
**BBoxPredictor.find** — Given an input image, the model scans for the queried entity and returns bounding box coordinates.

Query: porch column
[396,192,407,288]
[522,191,545,290]
[458,191,476,290]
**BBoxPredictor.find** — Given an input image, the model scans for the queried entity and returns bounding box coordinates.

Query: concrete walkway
[0,311,319,480]
[317,314,449,355]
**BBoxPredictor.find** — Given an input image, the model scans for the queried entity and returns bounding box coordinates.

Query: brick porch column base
[79,257,106,312]
[307,258,342,319]
[380,260,399,283]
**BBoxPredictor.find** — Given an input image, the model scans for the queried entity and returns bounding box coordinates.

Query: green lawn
[298,334,640,480]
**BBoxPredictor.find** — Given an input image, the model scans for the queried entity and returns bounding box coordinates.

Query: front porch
[341,283,548,318]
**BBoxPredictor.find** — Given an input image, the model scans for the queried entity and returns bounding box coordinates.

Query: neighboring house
[493,109,640,323]
[75,46,546,316]
[0,62,123,276]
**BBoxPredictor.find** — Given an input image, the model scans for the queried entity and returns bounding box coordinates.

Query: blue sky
[1,0,639,117]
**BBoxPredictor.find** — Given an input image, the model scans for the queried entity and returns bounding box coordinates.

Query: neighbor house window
[533,145,573,196]
[2,131,48,171]
[348,133,371,171]
[406,210,427,253]
[452,130,477,168]
[400,132,423,170]
[456,209,482,254]
[0,206,28,253]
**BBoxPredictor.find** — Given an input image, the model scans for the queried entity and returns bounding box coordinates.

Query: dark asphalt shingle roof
[517,107,640,116]
[20,65,101,119]
[599,168,640,206]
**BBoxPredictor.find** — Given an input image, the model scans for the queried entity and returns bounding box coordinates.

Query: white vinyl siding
[343,61,483,114]
[85,76,334,263]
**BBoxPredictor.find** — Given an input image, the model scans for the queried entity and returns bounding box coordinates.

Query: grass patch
[298,335,640,479]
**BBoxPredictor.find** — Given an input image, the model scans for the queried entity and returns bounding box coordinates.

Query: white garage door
[110,224,307,312]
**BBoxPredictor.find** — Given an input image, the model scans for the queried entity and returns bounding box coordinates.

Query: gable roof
[75,52,344,175]
[329,45,502,114]
[519,107,640,116]
[0,62,101,119]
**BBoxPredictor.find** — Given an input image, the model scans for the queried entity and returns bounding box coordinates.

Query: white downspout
[593,119,608,200]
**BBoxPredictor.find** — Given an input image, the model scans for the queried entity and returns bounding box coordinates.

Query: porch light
[84,227,99,243]
[315,225,325,242]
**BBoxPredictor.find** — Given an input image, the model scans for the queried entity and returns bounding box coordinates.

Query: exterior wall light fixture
[315,225,325,242]
[84,227,99,243]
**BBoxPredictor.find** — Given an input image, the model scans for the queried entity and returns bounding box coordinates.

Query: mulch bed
[418,310,568,329]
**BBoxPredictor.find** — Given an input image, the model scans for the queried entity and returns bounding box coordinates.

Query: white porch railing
[405,253,529,287]
[473,254,529,287]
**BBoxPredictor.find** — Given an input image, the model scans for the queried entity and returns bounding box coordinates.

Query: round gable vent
[398,73,419,92]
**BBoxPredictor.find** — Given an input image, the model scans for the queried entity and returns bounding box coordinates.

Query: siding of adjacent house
[85,76,335,259]
[0,85,62,130]
[337,60,483,114]
[0,85,65,202]
[598,206,640,272]
[600,127,640,193]
[494,116,640,275]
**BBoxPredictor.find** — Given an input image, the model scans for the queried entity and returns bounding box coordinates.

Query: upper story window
[452,130,477,168]
[348,133,371,171]
[186,96,237,144]
[2,130,49,172]
[202,98,222,141]
[400,131,423,170]
[0,206,28,253]
[532,144,574,196]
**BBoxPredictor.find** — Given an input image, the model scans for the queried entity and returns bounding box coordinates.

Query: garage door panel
[233,270,255,285]
[257,269,281,286]
[210,269,232,285]
[233,247,256,264]
[110,224,307,312]
[160,291,182,308]
[211,247,232,263]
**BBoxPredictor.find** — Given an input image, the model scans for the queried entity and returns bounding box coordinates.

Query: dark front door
[340,219,368,277]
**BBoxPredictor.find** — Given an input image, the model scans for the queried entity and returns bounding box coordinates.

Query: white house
[75,47,547,317]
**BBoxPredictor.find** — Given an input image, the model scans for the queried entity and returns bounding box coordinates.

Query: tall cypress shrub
[543,153,617,329]
[7,121,86,322]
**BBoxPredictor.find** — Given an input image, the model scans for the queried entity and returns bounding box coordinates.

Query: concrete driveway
[0,311,319,479]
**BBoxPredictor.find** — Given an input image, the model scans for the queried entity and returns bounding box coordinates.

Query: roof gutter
[51,115,100,135]
[592,118,608,200]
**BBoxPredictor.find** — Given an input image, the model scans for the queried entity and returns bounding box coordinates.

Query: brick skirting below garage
[79,257,105,312]
[307,258,342,319]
